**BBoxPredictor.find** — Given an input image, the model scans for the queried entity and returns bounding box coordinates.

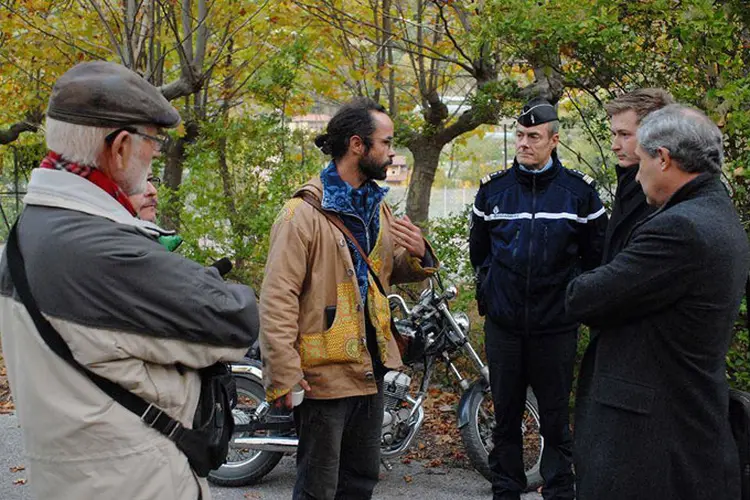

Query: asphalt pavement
[0,414,542,499]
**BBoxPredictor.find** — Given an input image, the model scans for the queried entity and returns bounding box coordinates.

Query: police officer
[469,97,607,500]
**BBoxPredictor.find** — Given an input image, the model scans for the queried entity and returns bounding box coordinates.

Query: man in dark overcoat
[601,88,673,263]
[567,104,748,500]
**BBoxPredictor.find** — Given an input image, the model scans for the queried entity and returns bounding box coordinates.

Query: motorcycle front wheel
[460,386,543,491]
[207,375,285,487]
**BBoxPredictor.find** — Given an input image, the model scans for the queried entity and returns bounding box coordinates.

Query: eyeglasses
[147,175,161,186]
[105,127,168,152]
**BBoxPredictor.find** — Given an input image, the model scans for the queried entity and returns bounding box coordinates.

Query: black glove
[475,266,488,317]
[210,258,233,277]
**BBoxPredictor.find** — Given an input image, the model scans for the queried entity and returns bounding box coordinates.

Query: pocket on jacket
[325,306,336,330]
[593,375,655,415]
[298,282,362,369]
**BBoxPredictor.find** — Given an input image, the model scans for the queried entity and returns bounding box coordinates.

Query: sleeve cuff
[420,244,437,268]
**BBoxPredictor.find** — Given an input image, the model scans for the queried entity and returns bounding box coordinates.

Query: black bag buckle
[141,404,184,440]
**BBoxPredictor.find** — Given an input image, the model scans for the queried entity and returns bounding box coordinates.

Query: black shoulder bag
[6,222,235,477]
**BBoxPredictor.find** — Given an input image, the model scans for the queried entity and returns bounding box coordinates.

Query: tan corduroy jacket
[259,177,437,401]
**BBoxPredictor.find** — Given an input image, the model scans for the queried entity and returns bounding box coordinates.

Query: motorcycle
[208,274,543,490]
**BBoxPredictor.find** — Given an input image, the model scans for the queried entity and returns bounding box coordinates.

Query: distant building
[290,114,331,132]
[385,156,409,186]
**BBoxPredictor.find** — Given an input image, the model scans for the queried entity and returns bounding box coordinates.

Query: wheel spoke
[475,391,542,474]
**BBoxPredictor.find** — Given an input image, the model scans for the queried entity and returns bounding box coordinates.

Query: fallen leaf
[439,404,453,413]
[10,466,25,473]
[403,475,413,483]
[436,434,454,445]
[417,442,425,450]
[243,492,261,499]
[13,478,26,485]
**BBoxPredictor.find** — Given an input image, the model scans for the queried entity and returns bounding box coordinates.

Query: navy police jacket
[469,153,607,335]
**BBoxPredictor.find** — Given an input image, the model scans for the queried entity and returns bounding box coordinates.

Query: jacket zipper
[525,175,536,335]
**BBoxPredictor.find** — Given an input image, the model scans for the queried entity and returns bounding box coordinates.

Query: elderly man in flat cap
[469,97,607,500]
[0,61,258,500]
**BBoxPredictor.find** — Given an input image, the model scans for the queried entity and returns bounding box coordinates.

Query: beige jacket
[0,169,258,500]
[259,177,437,401]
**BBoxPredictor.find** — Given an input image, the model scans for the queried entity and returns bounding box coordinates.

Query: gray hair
[548,120,560,136]
[636,104,723,174]
[45,117,145,167]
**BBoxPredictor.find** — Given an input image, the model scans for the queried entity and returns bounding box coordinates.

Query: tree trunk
[405,139,443,224]
[161,119,198,231]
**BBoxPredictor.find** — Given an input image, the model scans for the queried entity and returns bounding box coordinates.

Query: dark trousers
[292,383,384,500]
[485,316,576,500]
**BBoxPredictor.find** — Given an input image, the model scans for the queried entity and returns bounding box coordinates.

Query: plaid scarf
[39,151,137,216]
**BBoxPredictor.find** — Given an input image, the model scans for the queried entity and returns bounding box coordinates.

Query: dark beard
[358,155,390,181]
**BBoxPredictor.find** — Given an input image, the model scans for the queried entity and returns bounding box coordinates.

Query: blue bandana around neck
[320,161,389,301]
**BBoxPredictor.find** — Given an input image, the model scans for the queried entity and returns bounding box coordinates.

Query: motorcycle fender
[230,357,263,381]
[457,378,489,429]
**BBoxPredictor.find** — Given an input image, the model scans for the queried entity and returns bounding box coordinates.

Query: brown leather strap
[297,192,388,296]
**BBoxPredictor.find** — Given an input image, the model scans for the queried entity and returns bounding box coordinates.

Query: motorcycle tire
[207,375,284,487]
[460,386,543,491]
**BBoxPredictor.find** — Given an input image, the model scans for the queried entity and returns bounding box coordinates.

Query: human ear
[657,147,672,171]
[108,130,134,173]
[351,135,367,156]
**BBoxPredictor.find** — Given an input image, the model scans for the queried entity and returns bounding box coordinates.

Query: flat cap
[46,61,181,129]
[517,97,557,127]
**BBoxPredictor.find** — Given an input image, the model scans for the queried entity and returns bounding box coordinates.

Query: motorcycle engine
[382,371,412,447]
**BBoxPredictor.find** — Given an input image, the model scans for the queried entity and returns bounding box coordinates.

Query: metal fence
[385,186,477,220]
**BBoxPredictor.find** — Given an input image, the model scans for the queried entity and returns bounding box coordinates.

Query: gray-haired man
[0,61,258,500]
[567,104,748,500]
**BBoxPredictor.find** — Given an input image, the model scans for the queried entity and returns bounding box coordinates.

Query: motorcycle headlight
[454,312,470,333]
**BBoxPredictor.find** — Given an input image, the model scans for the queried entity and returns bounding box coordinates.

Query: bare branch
[564,88,610,173]
[84,0,127,65]
[558,139,613,199]
[449,1,472,33]
[433,0,474,69]
[294,0,471,71]
[180,0,194,63]
[0,53,53,91]
[133,0,155,69]
[159,2,198,92]
[0,115,41,146]
[203,0,271,78]
[194,0,209,69]
[0,1,102,58]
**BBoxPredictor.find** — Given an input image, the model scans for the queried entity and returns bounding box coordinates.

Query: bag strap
[297,192,389,297]
[5,222,185,441]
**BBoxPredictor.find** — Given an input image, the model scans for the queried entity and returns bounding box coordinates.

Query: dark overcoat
[567,173,749,500]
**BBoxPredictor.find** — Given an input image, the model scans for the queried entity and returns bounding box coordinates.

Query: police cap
[517,97,557,127]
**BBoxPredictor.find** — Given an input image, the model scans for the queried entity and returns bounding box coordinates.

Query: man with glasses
[129,172,160,222]
[128,172,183,251]
[0,61,258,500]
[470,97,607,500]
